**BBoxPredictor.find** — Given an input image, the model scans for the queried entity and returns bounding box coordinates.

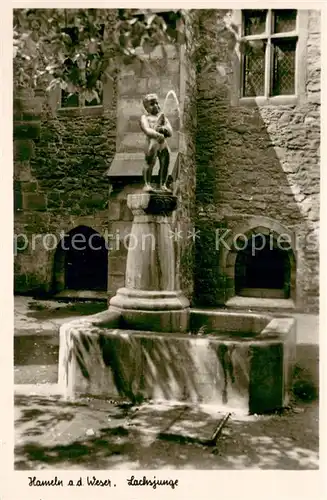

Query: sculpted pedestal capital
[127,192,178,217]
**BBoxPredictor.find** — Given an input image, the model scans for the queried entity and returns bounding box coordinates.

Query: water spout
[162,90,181,130]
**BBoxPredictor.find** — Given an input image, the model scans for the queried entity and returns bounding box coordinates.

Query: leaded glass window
[241,9,297,98]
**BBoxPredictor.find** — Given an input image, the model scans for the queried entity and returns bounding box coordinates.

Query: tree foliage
[13,8,185,102]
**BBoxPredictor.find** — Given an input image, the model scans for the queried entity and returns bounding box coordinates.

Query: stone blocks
[194,9,320,312]
[58,312,296,414]
[23,193,47,211]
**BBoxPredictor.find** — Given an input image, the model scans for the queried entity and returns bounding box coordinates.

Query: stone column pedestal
[109,192,190,332]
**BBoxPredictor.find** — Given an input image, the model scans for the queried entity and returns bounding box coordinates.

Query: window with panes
[241,9,297,98]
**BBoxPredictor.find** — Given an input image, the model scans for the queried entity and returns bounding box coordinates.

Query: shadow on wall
[52,225,108,293]
[193,9,318,309]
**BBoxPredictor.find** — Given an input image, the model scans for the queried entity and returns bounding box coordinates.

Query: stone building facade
[14,9,320,313]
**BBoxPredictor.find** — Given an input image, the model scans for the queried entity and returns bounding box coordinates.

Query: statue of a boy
[140,93,173,192]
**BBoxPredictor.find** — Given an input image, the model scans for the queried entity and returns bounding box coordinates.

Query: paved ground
[15,386,319,470]
[14,296,320,470]
[14,295,105,333]
[14,296,106,384]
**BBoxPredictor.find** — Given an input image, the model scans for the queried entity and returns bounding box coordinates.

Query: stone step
[14,365,58,385]
[53,290,107,301]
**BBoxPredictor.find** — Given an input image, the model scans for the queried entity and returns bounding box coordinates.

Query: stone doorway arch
[53,225,108,293]
[220,216,296,303]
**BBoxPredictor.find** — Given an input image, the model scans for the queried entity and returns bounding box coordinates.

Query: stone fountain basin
[58,309,296,414]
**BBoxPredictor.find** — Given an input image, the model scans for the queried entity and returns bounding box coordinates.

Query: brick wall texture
[13,9,320,312]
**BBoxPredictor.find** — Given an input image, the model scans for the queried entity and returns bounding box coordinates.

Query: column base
[109,287,190,333]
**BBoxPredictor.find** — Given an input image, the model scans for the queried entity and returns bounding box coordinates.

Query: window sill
[57,105,104,117]
[237,288,286,299]
[226,296,295,311]
[238,95,299,107]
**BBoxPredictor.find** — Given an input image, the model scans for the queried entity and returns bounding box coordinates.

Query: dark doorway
[235,242,290,299]
[59,226,108,291]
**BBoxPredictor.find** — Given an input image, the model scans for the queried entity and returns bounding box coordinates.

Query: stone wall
[14,81,117,294]
[173,11,198,299]
[14,10,119,296]
[194,9,320,312]
[14,9,320,312]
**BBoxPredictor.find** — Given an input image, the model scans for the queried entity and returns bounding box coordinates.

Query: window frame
[231,9,308,106]
[59,87,104,110]
[49,76,113,117]
[51,23,107,114]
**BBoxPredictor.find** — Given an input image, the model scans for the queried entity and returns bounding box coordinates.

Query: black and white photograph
[7,2,323,482]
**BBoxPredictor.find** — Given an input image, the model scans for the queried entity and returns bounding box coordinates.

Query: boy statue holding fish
[140,93,173,192]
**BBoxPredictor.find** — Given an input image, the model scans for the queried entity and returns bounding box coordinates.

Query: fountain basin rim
[66,326,286,343]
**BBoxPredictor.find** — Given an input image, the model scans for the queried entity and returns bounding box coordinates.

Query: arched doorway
[220,217,296,305]
[235,242,291,299]
[53,226,108,292]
